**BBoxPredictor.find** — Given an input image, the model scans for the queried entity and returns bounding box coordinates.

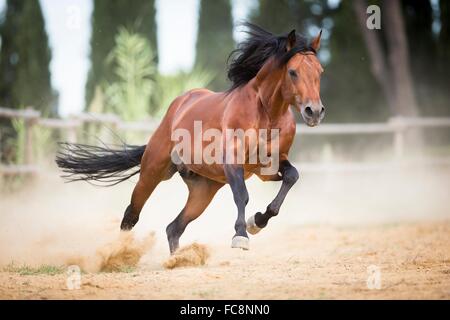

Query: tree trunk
[382,0,420,117]
[353,0,423,151]
[353,0,396,115]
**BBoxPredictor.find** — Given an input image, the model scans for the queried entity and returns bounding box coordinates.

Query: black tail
[55,143,146,186]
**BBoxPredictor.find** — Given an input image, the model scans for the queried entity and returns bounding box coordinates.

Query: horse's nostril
[320,107,325,115]
[305,106,313,117]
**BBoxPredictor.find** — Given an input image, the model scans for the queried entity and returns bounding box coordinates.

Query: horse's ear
[311,29,322,52]
[286,29,296,51]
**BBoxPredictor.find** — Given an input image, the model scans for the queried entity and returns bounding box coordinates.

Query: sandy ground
[0,221,449,299]
[0,167,449,299]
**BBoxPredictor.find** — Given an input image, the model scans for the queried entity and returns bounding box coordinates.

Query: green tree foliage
[86,0,157,108]
[439,0,450,114]
[324,0,387,122]
[251,0,304,34]
[0,0,55,114]
[153,69,213,117]
[103,28,213,122]
[195,0,234,91]
[104,28,156,121]
[440,0,450,63]
[402,0,434,114]
[362,0,450,119]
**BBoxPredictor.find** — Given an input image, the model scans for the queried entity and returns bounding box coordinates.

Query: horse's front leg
[247,160,299,234]
[224,164,250,250]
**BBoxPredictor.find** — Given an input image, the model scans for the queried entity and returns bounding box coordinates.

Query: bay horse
[56,23,325,254]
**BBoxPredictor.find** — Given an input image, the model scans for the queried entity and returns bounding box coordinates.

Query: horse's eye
[288,69,298,78]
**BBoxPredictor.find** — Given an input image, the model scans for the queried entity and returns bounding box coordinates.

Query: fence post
[390,117,406,160]
[66,117,78,143]
[67,126,77,143]
[22,107,40,166]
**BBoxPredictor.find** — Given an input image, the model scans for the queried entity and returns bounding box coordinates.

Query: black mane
[227,23,314,91]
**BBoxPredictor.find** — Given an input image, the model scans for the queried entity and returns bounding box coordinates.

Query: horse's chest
[261,120,296,155]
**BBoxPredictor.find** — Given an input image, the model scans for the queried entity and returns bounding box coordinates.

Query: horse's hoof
[231,236,249,250]
[246,214,262,235]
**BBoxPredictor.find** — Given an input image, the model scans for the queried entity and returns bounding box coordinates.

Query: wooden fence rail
[1,106,450,175]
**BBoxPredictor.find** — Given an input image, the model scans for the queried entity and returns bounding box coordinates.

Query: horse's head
[282,30,324,127]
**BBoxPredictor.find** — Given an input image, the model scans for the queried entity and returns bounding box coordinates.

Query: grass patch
[3,263,65,276]
[105,266,137,274]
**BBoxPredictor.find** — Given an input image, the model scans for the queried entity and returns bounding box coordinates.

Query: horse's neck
[254,58,290,122]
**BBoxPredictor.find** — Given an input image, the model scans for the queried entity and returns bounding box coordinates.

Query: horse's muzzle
[301,104,325,127]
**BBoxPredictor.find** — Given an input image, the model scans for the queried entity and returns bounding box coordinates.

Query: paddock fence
[1,106,450,176]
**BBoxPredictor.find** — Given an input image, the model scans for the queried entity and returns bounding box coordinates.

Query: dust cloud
[66,232,155,272]
[163,243,210,269]
[0,170,158,270]
[0,158,449,271]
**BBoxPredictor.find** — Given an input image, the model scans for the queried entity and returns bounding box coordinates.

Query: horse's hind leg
[121,169,172,230]
[120,138,174,230]
[166,170,223,254]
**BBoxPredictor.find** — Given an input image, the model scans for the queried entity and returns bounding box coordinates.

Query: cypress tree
[195,0,234,91]
[0,0,55,114]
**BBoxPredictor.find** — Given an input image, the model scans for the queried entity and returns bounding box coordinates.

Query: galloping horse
[57,24,325,254]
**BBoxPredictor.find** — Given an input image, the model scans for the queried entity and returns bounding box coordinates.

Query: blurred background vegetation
[0,0,449,167]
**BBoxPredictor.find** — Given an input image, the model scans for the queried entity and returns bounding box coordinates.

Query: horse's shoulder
[185,88,215,99]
